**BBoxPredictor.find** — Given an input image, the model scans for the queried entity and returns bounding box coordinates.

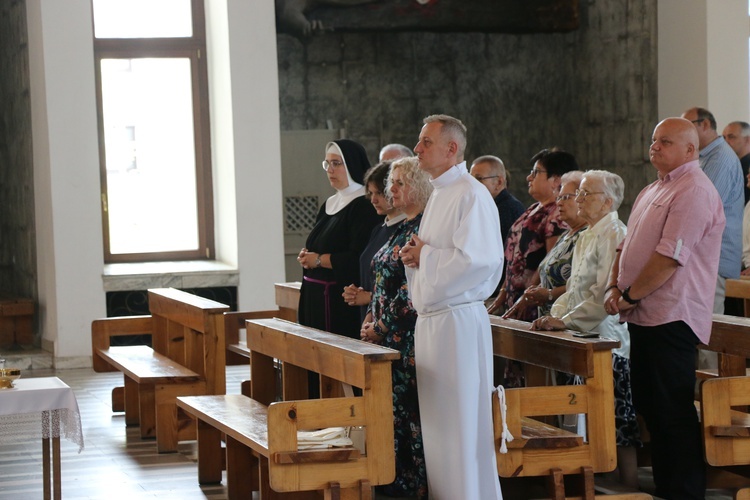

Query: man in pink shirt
[604,117,725,499]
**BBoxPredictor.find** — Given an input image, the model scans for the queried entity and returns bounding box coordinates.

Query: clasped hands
[398,235,423,268]
[342,285,370,306]
[603,287,637,316]
[297,248,319,269]
[360,321,383,343]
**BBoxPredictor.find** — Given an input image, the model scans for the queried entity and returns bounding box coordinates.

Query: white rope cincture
[495,385,514,454]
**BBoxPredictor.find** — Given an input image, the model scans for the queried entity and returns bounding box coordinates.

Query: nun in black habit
[296,139,381,341]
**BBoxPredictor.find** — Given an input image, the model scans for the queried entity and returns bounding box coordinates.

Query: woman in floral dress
[488,149,580,322]
[360,157,433,499]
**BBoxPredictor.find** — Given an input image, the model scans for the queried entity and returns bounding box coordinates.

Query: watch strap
[622,286,640,305]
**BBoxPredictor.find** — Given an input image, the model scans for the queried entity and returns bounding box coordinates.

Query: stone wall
[276,0,658,217]
[0,0,657,299]
[0,0,36,300]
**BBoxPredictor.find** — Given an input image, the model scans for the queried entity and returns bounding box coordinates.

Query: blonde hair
[386,157,434,211]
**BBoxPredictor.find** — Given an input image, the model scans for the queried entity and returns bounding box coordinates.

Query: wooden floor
[0,365,737,500]
[0,366,244,499]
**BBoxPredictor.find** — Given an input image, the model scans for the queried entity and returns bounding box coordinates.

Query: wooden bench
[224,309,286,398]
[91,288,230,452]
[490,317,650,500]
[271,283,642,498]
[224,309,281,365]
[0,296,34,348]
[697,313,750,381]
[222,282,302,394]
[177,317,400,499]
[275,281,301,322]
[697,313,750,497]
[727,278,750,317]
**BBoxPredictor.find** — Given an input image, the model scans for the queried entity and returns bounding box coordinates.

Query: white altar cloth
[0,377,84,452]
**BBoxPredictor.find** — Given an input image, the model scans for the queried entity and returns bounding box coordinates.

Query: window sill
[102,260,239,292]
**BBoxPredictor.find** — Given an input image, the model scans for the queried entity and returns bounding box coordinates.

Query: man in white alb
[399,114,504,499]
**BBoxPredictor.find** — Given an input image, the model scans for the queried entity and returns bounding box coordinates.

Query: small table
[0,377,83,499]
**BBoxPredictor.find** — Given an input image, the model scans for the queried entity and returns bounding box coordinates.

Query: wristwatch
[622,286,640,305]
[315,255,321,268]
[547,289,553,302]
[373,323,384,336]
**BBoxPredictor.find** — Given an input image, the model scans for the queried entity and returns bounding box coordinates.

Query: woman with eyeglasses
[532,170,638,490]
[487,148,579,323]
[297,140,381,348]
[503,170,587,320]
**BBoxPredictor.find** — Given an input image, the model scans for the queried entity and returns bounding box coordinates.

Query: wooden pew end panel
[701,376,750,467]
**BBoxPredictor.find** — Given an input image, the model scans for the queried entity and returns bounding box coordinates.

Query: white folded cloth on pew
[297,427,353,450]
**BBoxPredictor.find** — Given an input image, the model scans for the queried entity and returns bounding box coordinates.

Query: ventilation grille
[285,195,319,233]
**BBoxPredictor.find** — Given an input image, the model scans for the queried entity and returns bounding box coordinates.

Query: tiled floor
[0,365,740,499]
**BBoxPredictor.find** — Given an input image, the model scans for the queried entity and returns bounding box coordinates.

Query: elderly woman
[531,170,639,489]
[342,161,407,321]
[361,157,432,499]
[297,139,381,341]
[504,171,587,319]
[488,149,580,321]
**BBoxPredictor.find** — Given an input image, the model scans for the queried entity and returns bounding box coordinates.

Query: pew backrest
[698,313,750,467]
[490,316,620,477]
[92,288,230,394]
[245,317,400,492]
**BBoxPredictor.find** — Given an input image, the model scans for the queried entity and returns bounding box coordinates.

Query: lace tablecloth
[0,377,83,452]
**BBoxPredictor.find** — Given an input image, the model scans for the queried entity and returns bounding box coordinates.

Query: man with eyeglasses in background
[722,121,750,204]
[470,155,525,295]
[722,121,750,279]
[470,155,525,250]
[680,107,743,327]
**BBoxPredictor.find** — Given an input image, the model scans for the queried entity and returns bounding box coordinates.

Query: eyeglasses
[556,193,576,202]
[322,159,344,171]
[529,168,547,178]
[575,189,605,200]
[472,175,499,182]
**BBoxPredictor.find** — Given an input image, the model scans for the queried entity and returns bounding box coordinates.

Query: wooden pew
[698,313,750,497]
[223,281,302,396]
[726,278,750,317]
[91,288,230,452]
[490,317,650,500]
[272,283,643,498]
[177,317,400,499]
[224,309,281,365]
[275,281,301,322]
[0,296,35,348]
[224,309,284,397]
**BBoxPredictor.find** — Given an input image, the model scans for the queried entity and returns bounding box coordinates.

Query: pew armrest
[91,315,153,372]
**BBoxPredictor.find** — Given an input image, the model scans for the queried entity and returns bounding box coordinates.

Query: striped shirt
[700,136,744,279]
